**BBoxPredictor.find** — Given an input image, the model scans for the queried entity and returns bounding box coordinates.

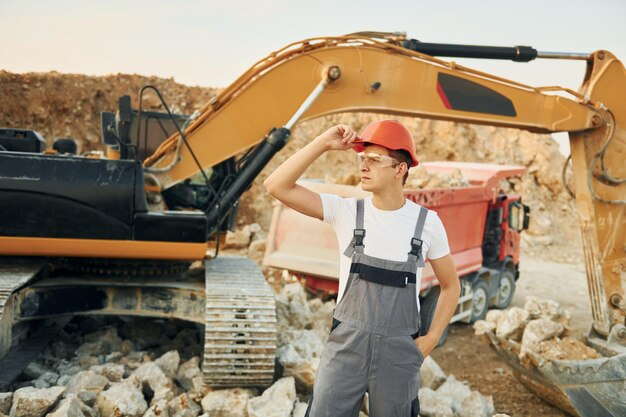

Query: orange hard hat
[353,120,419,167]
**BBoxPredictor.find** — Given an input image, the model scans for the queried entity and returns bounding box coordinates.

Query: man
[264,120,460,417]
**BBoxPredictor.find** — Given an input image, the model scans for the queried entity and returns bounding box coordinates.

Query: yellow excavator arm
[143,34,625,350]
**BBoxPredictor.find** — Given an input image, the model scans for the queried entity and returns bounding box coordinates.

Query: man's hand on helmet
[316,124,360,151]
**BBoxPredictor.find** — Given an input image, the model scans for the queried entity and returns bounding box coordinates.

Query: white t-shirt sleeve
[427,212,450,260]
[319,193,344,226]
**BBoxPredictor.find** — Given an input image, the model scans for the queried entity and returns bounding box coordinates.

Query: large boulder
[9,386,65,417]
[246,377,296,417]
[96,382,148,417]
[200,388,256,417]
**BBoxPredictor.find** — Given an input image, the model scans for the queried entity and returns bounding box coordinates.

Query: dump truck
[264,162,531,337]
[0,32,624,415]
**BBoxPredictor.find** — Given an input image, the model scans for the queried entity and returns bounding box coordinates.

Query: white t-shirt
[320,194,451,311]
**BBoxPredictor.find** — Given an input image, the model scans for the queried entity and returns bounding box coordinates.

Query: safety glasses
[357,152,401,168]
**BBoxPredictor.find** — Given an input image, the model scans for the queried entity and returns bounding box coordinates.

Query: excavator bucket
[484,331,626,416]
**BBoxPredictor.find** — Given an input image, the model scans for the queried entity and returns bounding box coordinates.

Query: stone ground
[433,256,591,417]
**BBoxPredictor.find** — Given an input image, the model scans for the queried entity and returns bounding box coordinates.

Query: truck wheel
[494,269,516,309]
[470,280,489,322]
[419,286,448,346]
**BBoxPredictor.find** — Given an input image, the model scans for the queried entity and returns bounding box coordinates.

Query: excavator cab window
[100,95,190,161]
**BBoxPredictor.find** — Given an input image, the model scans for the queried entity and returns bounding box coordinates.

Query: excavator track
[0,258,49,390]
[203,257,277,387]
[0,259,45,351]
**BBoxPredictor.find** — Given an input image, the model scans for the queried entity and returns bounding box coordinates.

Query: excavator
[0,32,624,415]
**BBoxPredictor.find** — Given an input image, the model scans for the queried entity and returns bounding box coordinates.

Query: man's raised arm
[263,124,358,220]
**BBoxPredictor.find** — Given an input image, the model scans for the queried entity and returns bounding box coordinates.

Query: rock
[276,283,313,331]
[459,391,494,417]
[418,388,454,417]
[223,227,251,249]
[248,223,262,239]
[10,386,65,417]
[537,337,600,361]
[167,393,201,417]
[130,362,177,403]
[276,343,317,392]
[75,343,104,358]
[0,393,12,415]
[83,327,123,353]
[176,357,203,393]
[154,350,180,379]
[291,402,309,417]
[473,320,496,336]
[495,307,530,341]
[520,318,564,357]
[104,352,124,364]
[247,239,266,263]
[56,361,81,378]
[200,388,256,417]
[65,371,109,406]
[96,382,148,417]
[361,392,369,415]
[39,372,59,386]
[50,340,75,360]
[523,296,564,320]
[276,328,325,392]
[246,377,296,417]
[47,394,96,417]
[121,340,137,355]
[308,298,335,341]
[57,375,72,387]
[435,375,472,415]
[170,329,201,359]
[143,399,169,417]
[485,309,503,324]
[90,364,125,382]
[23,362,50,380]
[77,356,100,370]
[119,319,168,350]
[420,356,447,390]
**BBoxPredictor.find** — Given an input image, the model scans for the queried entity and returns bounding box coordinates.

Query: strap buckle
[353,229,366,247]
[409,237,423,256]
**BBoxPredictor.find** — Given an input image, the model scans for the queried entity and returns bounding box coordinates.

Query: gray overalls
[306,199,428,417]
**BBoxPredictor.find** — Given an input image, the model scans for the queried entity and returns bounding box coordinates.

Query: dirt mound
[0,70,218,152]
[0,71,580,262]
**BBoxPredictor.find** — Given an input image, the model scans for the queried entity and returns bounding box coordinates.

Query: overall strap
[408,206,429,267]
[343,199,365,257]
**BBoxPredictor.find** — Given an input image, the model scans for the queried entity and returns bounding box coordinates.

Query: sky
[1,0,624,153]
